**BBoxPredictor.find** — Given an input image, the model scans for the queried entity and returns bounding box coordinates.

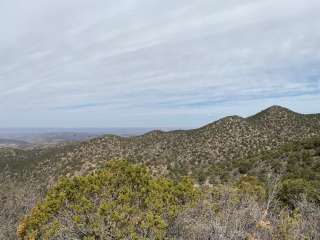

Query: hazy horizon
[0,127,163,139]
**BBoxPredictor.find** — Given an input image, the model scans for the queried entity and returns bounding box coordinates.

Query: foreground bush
[0,170,40,240]
[18,160,199,240]
[169,185,320,240]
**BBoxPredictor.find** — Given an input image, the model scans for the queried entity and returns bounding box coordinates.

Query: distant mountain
[0,128,156,149]
[0,138,30,145]
[24,132,100,145]
[0,138,32,149]
[0,132,100,149]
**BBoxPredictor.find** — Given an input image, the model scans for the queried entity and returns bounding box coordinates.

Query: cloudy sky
[0,0,319,128]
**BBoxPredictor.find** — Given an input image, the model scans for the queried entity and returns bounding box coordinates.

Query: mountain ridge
[2,105,319,183]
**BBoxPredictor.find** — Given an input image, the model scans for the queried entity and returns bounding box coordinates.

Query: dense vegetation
[177,137,320,207]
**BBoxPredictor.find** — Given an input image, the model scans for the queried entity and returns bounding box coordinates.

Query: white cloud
[0,0,319,127]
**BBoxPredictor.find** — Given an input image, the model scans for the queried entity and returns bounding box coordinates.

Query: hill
[3,105,318,181]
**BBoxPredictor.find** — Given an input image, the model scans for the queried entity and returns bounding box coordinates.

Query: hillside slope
[1,105,320,182]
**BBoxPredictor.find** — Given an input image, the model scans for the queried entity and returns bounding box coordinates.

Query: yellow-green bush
[236,176,267,201]
[18,160,199,240]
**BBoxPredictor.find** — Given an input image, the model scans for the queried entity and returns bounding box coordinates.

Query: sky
[0,0,319,128]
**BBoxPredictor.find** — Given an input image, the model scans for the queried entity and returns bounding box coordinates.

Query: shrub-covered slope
[2,105,319,183]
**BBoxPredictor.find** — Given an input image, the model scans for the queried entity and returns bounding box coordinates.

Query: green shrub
[278,179,320,208]
[238,160,252,174]
[18,160,199,240]
[235,176,266,201]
